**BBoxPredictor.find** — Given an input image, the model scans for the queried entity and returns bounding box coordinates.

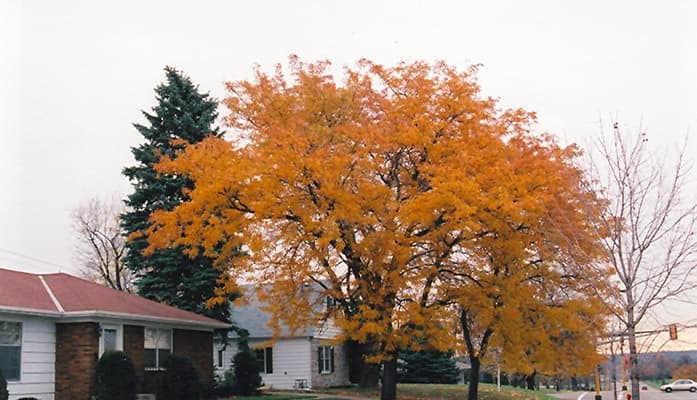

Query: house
[214,287,350,390]
[0,267,229,400]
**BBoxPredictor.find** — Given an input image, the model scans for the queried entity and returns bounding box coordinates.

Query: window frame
[254,346,273,374]
[98,324,123,357]
[144,327,172,371]
[0,320,22,382]
[318,345,334,374]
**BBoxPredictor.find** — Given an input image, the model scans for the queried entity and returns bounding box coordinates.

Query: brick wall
[173,329,214,388]
[55,322,99,400]
[123,325,146,392]
[123,324,165,395]
[310,339,350,388]
[54,323,214,398]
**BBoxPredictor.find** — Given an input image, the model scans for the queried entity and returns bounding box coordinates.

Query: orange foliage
[672,364,697,381]
[146,57,612,370]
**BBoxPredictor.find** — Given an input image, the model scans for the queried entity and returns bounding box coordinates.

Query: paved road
[551,385,697,400]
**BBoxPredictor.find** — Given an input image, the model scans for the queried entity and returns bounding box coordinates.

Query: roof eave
[0,306,230,330]
[0,305,62,318]
[61,310,231,330]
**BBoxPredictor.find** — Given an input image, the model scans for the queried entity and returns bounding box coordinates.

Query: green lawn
[318,383,563,400]
[220,395,318,400]
[220,383,562,400]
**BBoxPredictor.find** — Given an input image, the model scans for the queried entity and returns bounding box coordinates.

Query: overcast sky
[1,0,696,348]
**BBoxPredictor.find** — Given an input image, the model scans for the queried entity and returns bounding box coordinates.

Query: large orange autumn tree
[146,57,611,400]
[435,131,613,399]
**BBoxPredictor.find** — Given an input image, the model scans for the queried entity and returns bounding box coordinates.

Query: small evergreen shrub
[213,369,236,397]
[95,351,136,400]
[398,349,461,384]
[0,369,8,400]
[160,355,202,400]
[233,336,262,396]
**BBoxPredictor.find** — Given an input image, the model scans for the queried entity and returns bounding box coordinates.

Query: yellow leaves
[144,57,612,372]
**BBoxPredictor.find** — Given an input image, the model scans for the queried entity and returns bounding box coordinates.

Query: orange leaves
[144,57,611,369]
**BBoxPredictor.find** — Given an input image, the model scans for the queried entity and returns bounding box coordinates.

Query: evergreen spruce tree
[122,66,229,321]
[398,350,461,384]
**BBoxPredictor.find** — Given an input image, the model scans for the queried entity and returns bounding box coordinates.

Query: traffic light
[669,324,678,340]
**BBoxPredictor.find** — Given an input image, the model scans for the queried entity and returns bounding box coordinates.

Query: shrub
[398,349,461,384]
[233,336,262,396]
[0,369,8,400]
[212,369,236,398]
[160,355,202,400]
[95,351,136,400]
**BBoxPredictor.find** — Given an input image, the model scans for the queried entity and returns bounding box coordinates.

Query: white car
[660,379,697,393]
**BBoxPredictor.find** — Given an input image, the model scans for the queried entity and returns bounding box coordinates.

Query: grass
[219,383,563,400]
[318,383,563,400]
[219,394,349,400]
[220,395,319,400]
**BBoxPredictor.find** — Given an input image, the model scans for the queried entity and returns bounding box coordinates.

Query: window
[318,346,334,374]
[254,347,273,374]
[0,321,21,381]
[217,349,224,368]
[144,328,171,370]
[99,324,122,356]
[326,296,336,311]
[103,329,117,351]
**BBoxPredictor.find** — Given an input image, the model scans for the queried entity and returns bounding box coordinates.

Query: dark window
[318,346,334,374]
[144,328,171,370]
[0,321,21,381]
[217,350,224,368]
[144,348,157,368]
[326,296,336,310]
[254,347,273,374]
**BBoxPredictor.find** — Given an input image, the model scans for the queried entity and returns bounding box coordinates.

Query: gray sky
[1,0,696,348]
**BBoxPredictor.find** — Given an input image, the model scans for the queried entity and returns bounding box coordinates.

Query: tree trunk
[627,291,640,400]
[468,356,481,400]
[628,324,640,400]
[381,357,398,400]
[526,371,536,390]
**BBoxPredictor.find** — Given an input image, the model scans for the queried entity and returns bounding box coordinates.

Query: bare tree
[72,195,134,292]
[590,123,697,400]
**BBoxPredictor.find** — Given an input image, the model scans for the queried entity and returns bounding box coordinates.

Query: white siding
[1,314,56,400]
[214,337,312,390]
[313,318,342,340]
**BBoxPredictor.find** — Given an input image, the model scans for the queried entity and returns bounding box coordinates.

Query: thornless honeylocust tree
[145,58,612,400]
[442,129,613,400]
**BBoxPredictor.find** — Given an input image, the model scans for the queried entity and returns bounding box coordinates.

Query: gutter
[0,305,62,318]
[61,310,231,330]
[0,306,230,330]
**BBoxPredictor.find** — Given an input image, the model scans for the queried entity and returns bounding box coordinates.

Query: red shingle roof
[0,268,57,312]
[0,267,229,329]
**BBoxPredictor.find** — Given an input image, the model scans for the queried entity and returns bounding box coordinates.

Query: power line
[0,247,68,271]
